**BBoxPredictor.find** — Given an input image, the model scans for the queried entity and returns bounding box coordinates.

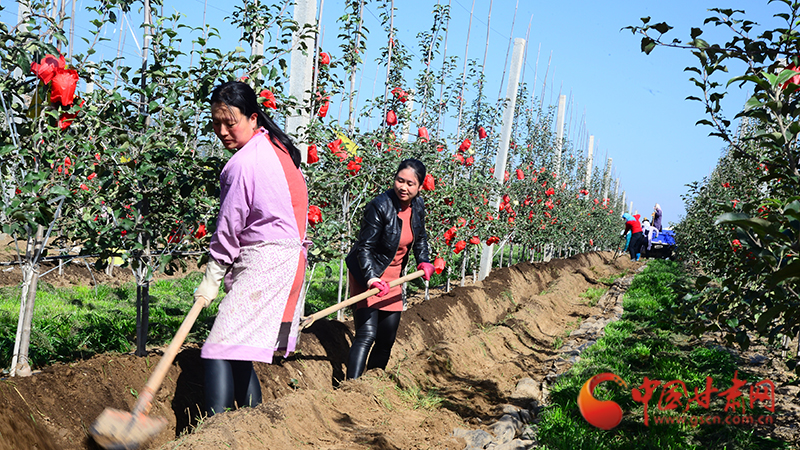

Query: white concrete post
[16,2,31,30]
[602,157,612,200]
[621,190,626,215]
[401,92,414,143]
[629,201,634,214]
[285,0,317,163]
[478,38,525,281]
[584,135,594,186]
[553,94,566,177]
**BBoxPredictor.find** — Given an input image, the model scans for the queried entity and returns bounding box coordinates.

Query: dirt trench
[0,251,641,450]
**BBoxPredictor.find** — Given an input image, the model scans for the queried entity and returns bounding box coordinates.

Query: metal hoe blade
[89,407,167,450]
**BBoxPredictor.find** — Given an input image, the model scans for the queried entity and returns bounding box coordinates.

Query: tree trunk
[336,257,345,321]
[473,247,477,283]
[11,225,44,376]
[460,251,467,287]
[135,283,150,356]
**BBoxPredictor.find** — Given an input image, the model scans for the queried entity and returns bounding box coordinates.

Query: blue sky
[3,0,781,226]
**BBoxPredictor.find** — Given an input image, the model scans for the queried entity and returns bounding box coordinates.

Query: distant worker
[641,218,655,257]
[622,213,643,261]
[653,203,663,232]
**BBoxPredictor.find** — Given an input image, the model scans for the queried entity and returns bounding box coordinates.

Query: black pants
[346,307,402,379]
[204,358,262,417]
[639,231,650,257]
[629,232,643,259]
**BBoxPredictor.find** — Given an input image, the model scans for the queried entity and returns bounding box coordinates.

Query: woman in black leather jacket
[345,158,434,379]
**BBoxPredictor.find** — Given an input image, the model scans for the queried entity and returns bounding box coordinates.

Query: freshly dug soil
[0,252,642,449]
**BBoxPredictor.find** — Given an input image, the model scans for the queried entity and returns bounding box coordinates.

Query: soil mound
[0,252,641,449]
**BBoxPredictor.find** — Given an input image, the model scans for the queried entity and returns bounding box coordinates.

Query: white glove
[195,258,229,307]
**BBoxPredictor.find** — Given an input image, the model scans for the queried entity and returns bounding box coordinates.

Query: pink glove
[370,279,391,297]
[417,262,434,281]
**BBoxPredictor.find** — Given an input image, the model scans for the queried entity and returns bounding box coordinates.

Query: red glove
[417,262,434,281]
[370,279,391,297]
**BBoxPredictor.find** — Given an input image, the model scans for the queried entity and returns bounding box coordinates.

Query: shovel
[89,296,207,450]
[299,269,424,330]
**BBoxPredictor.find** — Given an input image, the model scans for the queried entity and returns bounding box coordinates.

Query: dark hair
[396,158,426,185]
[210,81,301,168]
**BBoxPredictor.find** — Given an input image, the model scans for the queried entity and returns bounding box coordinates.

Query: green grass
[0,272,220,369]
[598,270,628,285]
[395,384,445,410]
[303,262,342,316]
[536,260,788,450]
[580,287,607,307]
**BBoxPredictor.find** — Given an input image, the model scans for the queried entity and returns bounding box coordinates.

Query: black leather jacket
[345,189,430,288]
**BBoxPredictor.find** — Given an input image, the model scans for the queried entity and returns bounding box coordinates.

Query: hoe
[299,269,424,329]
[89,295,206,449]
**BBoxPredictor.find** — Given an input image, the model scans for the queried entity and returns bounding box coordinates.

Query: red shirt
[625,219,643,234]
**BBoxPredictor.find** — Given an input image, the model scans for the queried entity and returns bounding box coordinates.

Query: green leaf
[653,22,673,34]
[756,305,783,332]
[48,185,71,197]
[775,68,799,88]
[727,74,761,88]
[160,253,173,270]
[784,200,800,217]
[742,95,765,111]
[735,330,750,351]
[771,261,800,285]
[179,183,194,198]
[38,204,55,224]
[764,71,778,87]
[695,276,711,289]
[715,213,772,235]
[641,37,656,55]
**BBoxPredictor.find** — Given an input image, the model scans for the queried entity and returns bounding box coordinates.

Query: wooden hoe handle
[131,296,206,416]
[300,269,425,329]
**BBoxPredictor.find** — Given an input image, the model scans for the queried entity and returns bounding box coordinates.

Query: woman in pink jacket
[194,81,309,416]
